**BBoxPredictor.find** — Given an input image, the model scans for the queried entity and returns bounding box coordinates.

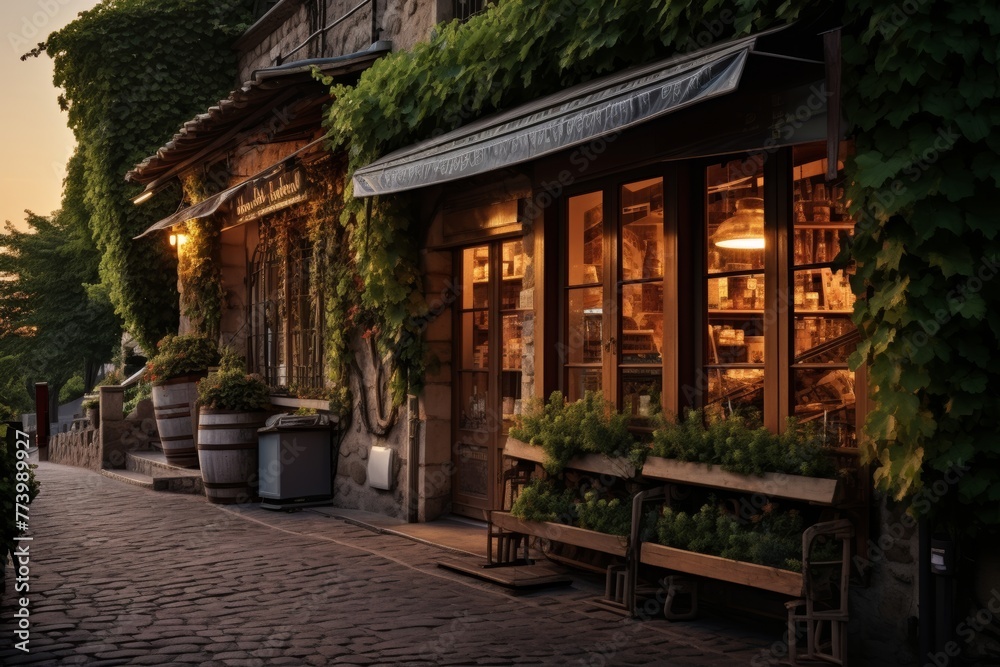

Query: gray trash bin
[257,413,337,510]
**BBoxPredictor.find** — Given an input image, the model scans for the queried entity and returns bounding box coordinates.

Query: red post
[35,382,49,462]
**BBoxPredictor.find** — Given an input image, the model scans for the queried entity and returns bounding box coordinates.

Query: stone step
[118,451,205,495]
[100,469,159,491]
[126,450,198,475]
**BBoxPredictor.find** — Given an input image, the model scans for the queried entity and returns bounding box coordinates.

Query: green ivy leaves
[44,0,255,351]
[844,0,1000,528]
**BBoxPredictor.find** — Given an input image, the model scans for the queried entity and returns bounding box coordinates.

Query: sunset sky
[1,0,101,231]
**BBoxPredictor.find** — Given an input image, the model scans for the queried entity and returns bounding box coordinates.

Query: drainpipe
[406,394,420,523]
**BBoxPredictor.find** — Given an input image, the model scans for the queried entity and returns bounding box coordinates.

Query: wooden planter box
[503,436,637,478]
[641,456,841,505]
[490,511,628,557]
[639,541,804,597]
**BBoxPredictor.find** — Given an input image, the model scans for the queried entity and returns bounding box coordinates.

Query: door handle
[604,336,617,354]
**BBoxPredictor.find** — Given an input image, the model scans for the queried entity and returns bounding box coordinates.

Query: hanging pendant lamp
[714,197,765,249]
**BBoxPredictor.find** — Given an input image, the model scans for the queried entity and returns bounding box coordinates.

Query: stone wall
[237,0,447,82]
[851,495,920,666]
[332,331,410,518]
[416,247,454,521]
[47,392,159,473]
[48,424,101,471]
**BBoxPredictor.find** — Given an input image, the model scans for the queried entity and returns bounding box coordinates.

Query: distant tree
[0,152,121,417]
[29,0,257,350]
[0,355,31,421]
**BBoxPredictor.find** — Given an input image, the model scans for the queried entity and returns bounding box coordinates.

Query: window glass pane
[566,287,604,365]
[704,155,764,415]
[620,283,662,364]
[793,369,856,447]
[621,178,663,281]
[459,371,491,431]
[621,368,661,418]
[704,369,764,419]
[461,311,489,369]
[566,367,603,403]
[463,246,489,309]
[792,141,858,443]
[706,156,765,274]
[568,192,603,285]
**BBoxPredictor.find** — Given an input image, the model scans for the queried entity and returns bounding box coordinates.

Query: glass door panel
[500,240,527,425]
[619,177,664,417]
[453,240,527,519]
[565,192,605,402]
[704,157,765,416]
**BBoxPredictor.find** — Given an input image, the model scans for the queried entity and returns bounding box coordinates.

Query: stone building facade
[129,0,472,521]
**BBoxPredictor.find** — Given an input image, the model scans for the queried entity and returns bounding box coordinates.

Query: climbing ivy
[178,174,223,339]
[841,1,1000,528]
[38,0,256,351]
[318,0,807,403]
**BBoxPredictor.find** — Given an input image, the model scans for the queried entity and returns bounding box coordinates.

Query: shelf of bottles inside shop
[461,241,527,430]
[792,175,857,360]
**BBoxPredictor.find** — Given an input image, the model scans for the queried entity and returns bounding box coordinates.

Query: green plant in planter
[510,479,576,524]
[576,492,632,537]
[510,391,645,475]
[655,497,805,571]
[81,397,99,412]
[650,409,835,478]
[510,479,636,537]
[123,380,152,417]
[144,334,220,386]
[197,370,271,412]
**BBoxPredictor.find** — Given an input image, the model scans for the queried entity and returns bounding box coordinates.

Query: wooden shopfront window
[561,174,673,417]
[248,222,324,390]
[700,144,862,441]
[554,143,863,444]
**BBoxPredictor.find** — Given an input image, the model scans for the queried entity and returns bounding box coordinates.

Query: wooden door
[452,241,527,519]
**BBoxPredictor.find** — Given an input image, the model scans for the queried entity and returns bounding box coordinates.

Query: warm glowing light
[169,233,187,248]
[715,237,766,250]
[714,197,765,250]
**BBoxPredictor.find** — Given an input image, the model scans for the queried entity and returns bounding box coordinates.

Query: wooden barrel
[198,409,267,504]
[151,377,201,468]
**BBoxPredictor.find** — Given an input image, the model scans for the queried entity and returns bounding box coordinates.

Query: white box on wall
[368,446,394,490]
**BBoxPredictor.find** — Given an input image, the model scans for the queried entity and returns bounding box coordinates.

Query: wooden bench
[492,438,855,664]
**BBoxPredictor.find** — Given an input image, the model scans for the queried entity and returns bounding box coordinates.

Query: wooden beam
[641,456,840,505]
[640,541,804,597]
[491,511,628,557]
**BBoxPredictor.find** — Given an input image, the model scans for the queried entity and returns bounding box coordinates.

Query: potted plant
[81,397,99,428]
[644,409,843,505]
[145,334,220,468]
[508,391,646,477]
[196,355,271,505]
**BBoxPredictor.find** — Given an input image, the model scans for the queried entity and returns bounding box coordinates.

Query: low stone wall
[47,390,160,472]
[48,423,101,471]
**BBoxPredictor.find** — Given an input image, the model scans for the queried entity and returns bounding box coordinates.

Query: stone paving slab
[1,462,784,665]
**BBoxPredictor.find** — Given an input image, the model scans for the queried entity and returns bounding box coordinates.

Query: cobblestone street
[1,463,779,665]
